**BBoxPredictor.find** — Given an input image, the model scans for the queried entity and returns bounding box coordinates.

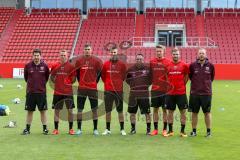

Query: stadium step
[196,15,205,37]
[134,14,145,37]
[0,9,23,62]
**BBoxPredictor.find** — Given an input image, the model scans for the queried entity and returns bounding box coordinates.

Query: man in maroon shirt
[75,44,103,136]
[126,53,151,135]
[50,50,76,135]
[150,45,171,136]
[189,48,215,137]
[166,48,189,137]
[22,49,50,135]
[101,46,127,136]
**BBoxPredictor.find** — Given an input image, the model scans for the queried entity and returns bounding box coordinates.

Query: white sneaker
[93,129,99,136]
[102,129,111,135]
[75,129,82,135]
[120,130,127,136]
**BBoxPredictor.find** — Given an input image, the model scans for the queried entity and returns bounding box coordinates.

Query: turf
[0,79,239,160]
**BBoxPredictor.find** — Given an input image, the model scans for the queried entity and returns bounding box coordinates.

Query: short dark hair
[33,48,41,55]
[60,49,68,53]
[84,44,92,48]
[136,53,144,57]
[110,46,118,51]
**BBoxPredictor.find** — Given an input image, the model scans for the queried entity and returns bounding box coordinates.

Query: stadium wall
[0,63,240,80]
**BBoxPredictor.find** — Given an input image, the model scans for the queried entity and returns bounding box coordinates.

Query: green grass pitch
[0,79,239,160]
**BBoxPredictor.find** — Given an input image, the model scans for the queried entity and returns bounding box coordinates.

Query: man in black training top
[189,48,215,137]
[126,53,152,135]
[22,49,50,135]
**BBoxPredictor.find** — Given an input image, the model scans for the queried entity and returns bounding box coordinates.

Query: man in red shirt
[22,49,49,135]
[75,44,103,136]
[150,45,171,136]
[50,50,76,135]
[166,48,189,137]
[101,47,127,136]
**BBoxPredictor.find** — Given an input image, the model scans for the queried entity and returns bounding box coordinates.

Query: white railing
[70,17,83,59]
[144,11,196,18]
[131,37,217,48]
[132,37,156,47]
[88,11,136,17]
[175,37,217,47]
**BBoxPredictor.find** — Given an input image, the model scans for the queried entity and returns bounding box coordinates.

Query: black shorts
[104,91,123,113]
[151,91,166,108]
[25,93,47,111]
[52,95,75,110]
[189,95,212,113]
[165,94,188,111]
[77,89,98,112]
[128,94,150,114]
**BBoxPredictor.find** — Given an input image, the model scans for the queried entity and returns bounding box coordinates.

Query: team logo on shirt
[85,61,89,65]
[40,66,44,70]
[142,70,149,76]
[205,67,209,71]
[173,66,178,70]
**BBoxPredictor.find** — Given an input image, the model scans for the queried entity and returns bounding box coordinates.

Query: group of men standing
[22,44,215,138]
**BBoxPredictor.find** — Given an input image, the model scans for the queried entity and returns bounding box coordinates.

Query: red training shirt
[101,60,126,92]
[150,57,171,92]
[75,55,103,90]
[50,61,75,95]
[167,60,189,95]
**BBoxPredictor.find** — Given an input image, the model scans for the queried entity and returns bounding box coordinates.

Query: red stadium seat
[1,11,80,63]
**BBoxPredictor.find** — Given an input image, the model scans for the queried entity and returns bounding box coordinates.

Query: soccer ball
[3,121,16,128]
[9,121,15,127]
[0,84,3,88]
[13,98,21,104]
[17,84,22,89]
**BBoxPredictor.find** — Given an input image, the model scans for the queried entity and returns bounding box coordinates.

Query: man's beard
[111,55,118,61]
[136,63,143,68]
[173,58,178,63]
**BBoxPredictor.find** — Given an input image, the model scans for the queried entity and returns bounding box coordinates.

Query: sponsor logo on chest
[107,64,120,73]
[205,66,211,74]
[39,66,45,72]
[170,65,182,75]
[173,65,178,70]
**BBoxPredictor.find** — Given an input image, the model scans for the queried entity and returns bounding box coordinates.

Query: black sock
[43,125,47,131]
[154,122,158,130]
[93,119,98,130]
[26,124,31,131]
[69,122,73,130]
[193,128,197,133]
[77,119,82,130]
[131,123,135,130]
[147,123,151,132]
[207,128,211,133]
[120,122,124,130]
[168,123,173,132]
[163,122,168,130]
[106,122,110,130]
[54,121,59,130]
[181,124,185,133]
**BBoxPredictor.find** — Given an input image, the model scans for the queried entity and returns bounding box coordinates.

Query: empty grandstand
[0,0,240,79]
